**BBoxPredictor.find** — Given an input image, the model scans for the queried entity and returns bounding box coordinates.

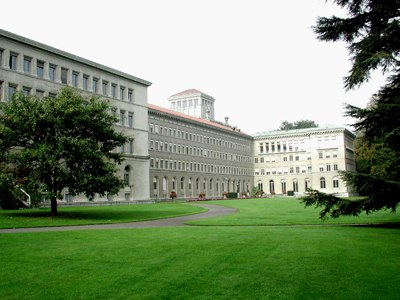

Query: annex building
[0,29,356,203]
[253,127,356,196]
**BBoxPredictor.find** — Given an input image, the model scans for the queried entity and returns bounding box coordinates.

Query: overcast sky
[1,0,387,134]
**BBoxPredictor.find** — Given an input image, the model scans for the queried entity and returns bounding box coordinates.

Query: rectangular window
[333,164,338,171]
[128,140,134,154]
[49,65,57,81]
[22,86,31,96]
[319,152,323,159]
[120,110,125,126]
[23,57,31,74]
[128,89,133,102]
[93,78,98,92]
[102,81,108,96]
[36,90,44,98]
[36,60,44,78]
[326,164,331,171]
[61,68,68,84]
[8,84,17,100]
[333,179,339,188]
[128,113,133,128]
[120,86,125,100]
[0,81,3,101]
[72,71,79,87]
[83,75,89,90]
[111,83,117,97]
[9,53,18,70]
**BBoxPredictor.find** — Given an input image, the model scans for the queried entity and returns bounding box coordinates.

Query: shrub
[226,192,238,199]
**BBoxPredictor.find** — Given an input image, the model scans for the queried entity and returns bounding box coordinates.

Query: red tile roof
[148,104,251,137]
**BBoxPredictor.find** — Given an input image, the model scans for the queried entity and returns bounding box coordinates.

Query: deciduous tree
[0,88,127,215]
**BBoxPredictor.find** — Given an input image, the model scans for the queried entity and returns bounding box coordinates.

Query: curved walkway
[0,203,236,233]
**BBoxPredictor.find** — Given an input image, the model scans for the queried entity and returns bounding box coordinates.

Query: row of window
[149,140,251,163]
[1,81,135,130]
[255,152,338,163]
[149,123,250,153]
[255,163,338,176]
[153,176,249,194]
[258,136,339,154]
[119,139,134,155]
[0,48,134,101]
[150,158,252,176]
[258,177,340,193]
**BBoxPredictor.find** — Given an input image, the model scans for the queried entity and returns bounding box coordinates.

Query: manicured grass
[1,198,400,299]
[0,202,205,229]
[186,197,400,226]
[1,226,400,299]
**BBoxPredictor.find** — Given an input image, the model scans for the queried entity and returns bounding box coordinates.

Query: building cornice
[0,29,152,87]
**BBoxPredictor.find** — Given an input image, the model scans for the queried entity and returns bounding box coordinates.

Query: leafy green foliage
[0,88,127,215]
[314,0,400,90]
[278,120,318,130]
[304,0,400,218]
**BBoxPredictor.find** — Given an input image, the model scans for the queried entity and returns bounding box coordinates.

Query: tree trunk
[50,196,58,216]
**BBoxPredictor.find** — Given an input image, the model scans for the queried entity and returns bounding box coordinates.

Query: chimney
[224,117,229,125]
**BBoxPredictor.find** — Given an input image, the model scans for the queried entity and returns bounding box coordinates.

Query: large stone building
[0,29,152,202]
[253,127,356,196]
[148,101,254,199]
[0,29,357,203]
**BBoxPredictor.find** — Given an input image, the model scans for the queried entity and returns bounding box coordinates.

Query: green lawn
[0,202,205,228]
[186,197,400,226]
[1,198,399,299]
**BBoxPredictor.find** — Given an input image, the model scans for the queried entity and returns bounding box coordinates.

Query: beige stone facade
[0,29,151,202]
[252,127,356,196]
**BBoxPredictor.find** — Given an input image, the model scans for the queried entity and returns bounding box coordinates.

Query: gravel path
[0,203,236,233]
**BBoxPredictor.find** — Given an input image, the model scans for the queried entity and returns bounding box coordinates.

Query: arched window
[124,166,130,186]
[258,180,263,191]
[293,179,298,192]
[281,180,287,194]
[210,179,213,190]
[305,178,310,191]
[180,177,185,189]
[153,177,158,190]
[320,177,326,189]
[269,180,275,194]
[196,178,200,190]
[172,178,176,190]
[188,178,192,190]
[162,177,167,193]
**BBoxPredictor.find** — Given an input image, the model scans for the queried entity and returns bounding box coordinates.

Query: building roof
[0,29,152,87]
[252,126,356,139]
[168,89,215,101]
[148,103,252,138]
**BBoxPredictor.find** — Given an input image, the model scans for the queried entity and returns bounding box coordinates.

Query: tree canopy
[302,0,400,218]
[0,88,127,215]
[278,120,319,131]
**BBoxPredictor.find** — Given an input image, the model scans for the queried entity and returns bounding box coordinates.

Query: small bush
[226,192,238,199]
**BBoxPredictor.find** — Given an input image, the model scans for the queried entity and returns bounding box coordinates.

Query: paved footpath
[0,203,236,233]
